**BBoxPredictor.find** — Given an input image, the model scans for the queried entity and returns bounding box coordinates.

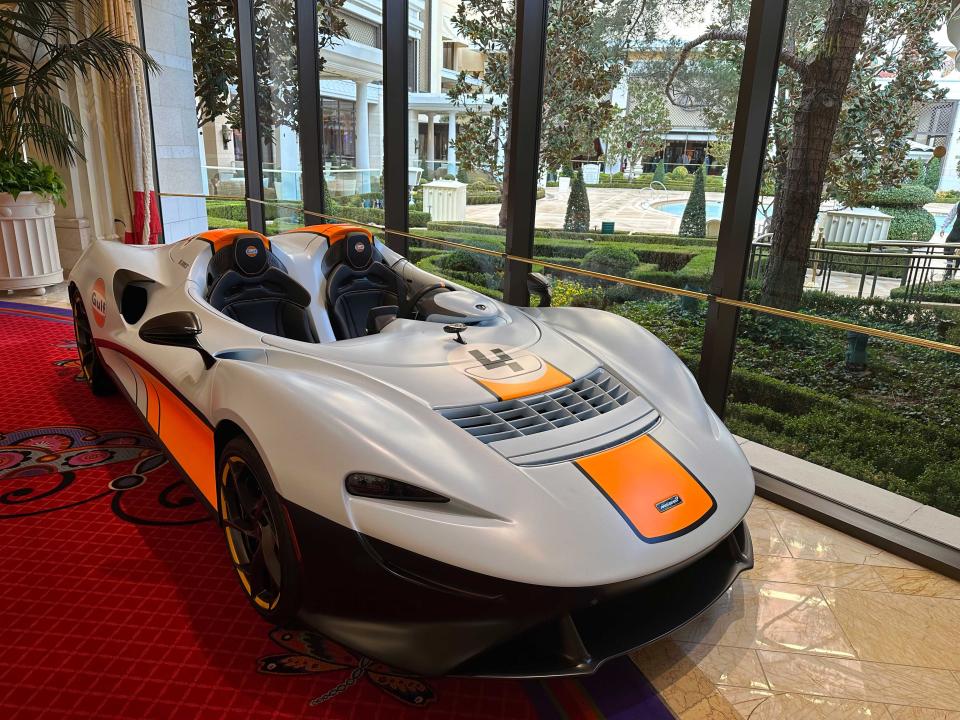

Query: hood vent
[439,368,636,444]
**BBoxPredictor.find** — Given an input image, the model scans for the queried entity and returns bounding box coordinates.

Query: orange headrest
[195,228,271,253]
[286,224,373,245]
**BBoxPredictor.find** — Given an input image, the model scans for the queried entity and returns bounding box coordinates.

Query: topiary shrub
[864,183,937,242]
[564,170,591,232]
[679,165,706,238]
[671,165,689,178]
[456,166,469,183]
[864,184,935,207]
[580,245,639,279]
[436,249,487,274]
[653,160,666,184]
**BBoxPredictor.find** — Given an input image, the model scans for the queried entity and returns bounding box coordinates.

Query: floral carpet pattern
[0,301,672,719]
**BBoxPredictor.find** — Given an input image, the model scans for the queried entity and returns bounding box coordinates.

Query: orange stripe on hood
[575,434,715,543]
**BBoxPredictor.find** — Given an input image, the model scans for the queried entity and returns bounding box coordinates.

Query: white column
[429,0,442,94]
[425,112,436,178]
[355,80,370,193]
[447,112,457,176]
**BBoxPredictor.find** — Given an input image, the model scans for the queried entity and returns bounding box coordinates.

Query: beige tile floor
[9,284,960,719]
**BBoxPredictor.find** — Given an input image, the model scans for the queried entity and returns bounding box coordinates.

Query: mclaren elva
[68,224,754,677]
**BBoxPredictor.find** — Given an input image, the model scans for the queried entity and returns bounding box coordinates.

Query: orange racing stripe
[473,362,572,401]
[575,434,715,543]
[98,341,217,506]
[288,224,371,244]
[195,228,271,253]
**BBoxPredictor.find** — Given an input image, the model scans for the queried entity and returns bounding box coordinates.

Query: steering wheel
[401,283,452,319]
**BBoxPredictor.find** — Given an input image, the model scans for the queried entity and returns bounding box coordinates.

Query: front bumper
[285,500,753,677]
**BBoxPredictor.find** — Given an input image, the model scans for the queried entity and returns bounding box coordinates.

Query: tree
[653,159,666,184]
[564,170,590,232]
[602,80,670,180]
[666,0,948,309]
[922,156,942,193]
[679,165,706,237]
[189,0,345,137]
[449,0,668,227]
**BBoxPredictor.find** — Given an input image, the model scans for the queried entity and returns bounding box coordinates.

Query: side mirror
[139,312,215,369]
[527,272,552,308]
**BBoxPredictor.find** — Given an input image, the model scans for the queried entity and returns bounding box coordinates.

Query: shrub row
[724,367,960,515]
[423,222,716,247]
[890,279,960,304]
[207,198,431,231]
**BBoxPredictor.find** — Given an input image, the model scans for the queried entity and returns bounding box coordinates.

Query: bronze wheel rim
[219,456,282,611]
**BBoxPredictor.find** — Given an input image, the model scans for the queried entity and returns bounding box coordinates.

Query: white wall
[141,0,208,241]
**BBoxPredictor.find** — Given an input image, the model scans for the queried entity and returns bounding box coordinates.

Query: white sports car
[68,224,754,677]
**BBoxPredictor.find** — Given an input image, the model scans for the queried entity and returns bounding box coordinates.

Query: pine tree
[922,156,942,193]
[653,159,666,185]
[679,165,706,238]
[564,170,591,232]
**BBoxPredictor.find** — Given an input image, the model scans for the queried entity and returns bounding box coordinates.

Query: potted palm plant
[0,1,154,293]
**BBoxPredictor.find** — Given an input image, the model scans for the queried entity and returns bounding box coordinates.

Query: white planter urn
[0,192,63,294]
[557,176,571,191]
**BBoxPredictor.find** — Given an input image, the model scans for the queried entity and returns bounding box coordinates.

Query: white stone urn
[0,192,63,294]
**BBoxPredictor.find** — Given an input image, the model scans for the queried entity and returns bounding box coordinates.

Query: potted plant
[0,1,153,293]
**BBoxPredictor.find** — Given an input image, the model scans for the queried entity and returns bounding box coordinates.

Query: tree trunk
[760,0,870,310]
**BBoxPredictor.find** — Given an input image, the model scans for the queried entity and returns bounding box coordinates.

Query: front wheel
[218,436,301,622]
[69,285,115,396]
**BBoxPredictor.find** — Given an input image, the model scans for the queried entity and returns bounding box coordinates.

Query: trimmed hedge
[423,222,717,247]
[883,207,937,242]
[725,367,960,515]
[580,246,639,278]
[549,173,725,192]
[890,278,960,304]
[864,184,935,207]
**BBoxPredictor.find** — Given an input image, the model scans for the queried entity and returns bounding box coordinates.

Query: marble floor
[7,284,960,718]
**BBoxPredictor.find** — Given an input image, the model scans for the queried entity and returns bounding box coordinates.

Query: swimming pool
[654,200,770,223]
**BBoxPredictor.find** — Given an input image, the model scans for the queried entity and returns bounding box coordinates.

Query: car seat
[322,231,405,340]
[205,233,319,342]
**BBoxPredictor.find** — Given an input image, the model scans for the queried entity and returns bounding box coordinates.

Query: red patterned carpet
[0,301,673,719]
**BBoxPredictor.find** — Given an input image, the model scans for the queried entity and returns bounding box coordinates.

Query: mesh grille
[439,368,636,444]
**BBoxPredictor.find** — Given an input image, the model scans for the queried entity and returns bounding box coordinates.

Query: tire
[69,285,115,396]
[218,435,301,623]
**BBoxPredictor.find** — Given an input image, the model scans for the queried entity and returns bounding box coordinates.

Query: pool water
[655,200,769,223]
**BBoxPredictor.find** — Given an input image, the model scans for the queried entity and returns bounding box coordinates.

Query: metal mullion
[296,0,324,218]
[383,0,409,254]
[235,0,266,233]
[697,0,790,415]
[503,0,549,306]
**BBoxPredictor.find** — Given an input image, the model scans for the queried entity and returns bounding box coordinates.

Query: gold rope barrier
[165,193,960,356]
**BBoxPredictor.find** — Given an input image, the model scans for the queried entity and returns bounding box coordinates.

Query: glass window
[730,2,960,518]
[146,0,236,237]
[319,4,382,215]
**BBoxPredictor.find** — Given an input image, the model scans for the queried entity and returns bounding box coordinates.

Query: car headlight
[345,473,449,503]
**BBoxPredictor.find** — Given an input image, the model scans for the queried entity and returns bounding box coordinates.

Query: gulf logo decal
[90,278,107,327]
[447,343,571,401]
[575,435,716,543]
[245,245,259,258]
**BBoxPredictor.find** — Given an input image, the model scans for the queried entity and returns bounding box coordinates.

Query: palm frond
[0,0,157,164]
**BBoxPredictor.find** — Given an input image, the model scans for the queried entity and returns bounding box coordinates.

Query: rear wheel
[69,285,115,395]
[218,436,300,622]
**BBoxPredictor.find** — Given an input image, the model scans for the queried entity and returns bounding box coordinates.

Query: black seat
[206,234,319,342]
[323,231,405,340]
